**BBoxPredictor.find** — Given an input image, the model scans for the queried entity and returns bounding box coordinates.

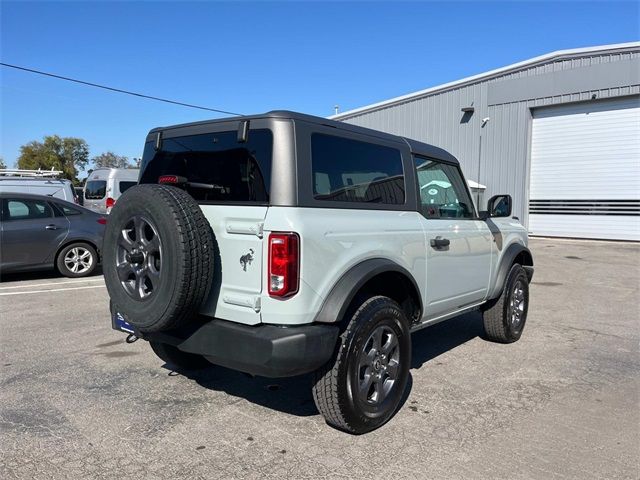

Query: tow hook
[125,333,139,344]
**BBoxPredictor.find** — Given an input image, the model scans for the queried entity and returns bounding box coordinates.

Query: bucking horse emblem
[239,249,255,271]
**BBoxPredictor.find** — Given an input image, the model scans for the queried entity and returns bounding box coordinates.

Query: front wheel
[483,263,530,343]
[56,242,98,278]
[312,296,411,434]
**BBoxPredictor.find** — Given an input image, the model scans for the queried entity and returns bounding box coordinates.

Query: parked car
[104,111,533,434]
[0,193,106,277]
[0,169,78,203]
[84,168,139,214]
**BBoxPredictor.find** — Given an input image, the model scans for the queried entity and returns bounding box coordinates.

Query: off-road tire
[56,242,98,278]
[312,296,411,434]
[103,184,214,333]
[483,263,529,343]
[149,341,211,371]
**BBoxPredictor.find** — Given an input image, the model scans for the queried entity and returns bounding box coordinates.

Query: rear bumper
[141,318,340,378]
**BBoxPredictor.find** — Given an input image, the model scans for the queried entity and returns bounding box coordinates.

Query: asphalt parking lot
[0,238,638,479]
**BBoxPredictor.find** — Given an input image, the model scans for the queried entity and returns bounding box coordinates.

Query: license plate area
[112,311,134,334]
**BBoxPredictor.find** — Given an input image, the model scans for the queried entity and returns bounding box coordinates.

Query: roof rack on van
[0,168,63,178]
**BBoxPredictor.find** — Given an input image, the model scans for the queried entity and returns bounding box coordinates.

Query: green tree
[0,156,6,169]
[17,135,89,181]
[92,151,131,169]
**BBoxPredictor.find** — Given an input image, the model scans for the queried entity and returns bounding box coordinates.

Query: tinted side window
[140,129,272,203]
[4,199,53,220]
[415,157,474,219]
[311,134,405,205]
[119,181,137,194]
[85,180,106,199]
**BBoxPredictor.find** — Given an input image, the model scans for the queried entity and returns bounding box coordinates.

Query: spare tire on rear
[103,184,214,333]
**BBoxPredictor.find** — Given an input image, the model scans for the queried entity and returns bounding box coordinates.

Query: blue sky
[1,1,638,172]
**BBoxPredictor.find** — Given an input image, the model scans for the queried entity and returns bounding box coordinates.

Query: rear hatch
[139,126,273,325]
[84,176,107,213]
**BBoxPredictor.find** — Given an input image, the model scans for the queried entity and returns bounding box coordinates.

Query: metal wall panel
[337,48,640,228]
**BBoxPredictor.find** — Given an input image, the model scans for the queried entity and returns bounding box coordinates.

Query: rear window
[119,181,137,194]
[311,133,405,205]
[140,129,272,203]
[85,180,106,199]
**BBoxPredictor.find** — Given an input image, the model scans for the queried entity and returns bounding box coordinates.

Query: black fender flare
[488,243,534,300]
[313,258,423,324]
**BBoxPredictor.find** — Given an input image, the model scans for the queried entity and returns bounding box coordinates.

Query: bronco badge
[239,249,255,271]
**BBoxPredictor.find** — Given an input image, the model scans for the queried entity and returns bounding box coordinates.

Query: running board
[410,301,485,333]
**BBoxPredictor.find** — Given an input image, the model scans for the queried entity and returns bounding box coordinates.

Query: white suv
[0,169,78,203]
[103,111,533,434]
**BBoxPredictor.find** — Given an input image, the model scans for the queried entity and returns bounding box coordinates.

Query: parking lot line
[0,278,105,290]
[0,285,106,296]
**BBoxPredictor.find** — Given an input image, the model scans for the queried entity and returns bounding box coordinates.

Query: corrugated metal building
[332,43,640,241]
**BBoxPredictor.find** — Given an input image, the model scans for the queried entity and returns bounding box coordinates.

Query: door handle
[430,236,450,249]
[45,224,59,230]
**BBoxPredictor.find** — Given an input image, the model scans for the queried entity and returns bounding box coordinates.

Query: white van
[0,169,78,203]
[84,168,140,214]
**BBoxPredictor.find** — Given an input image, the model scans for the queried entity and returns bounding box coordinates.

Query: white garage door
[529,97,640,241]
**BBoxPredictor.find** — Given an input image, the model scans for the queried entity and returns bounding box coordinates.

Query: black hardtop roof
[149,110,459,165]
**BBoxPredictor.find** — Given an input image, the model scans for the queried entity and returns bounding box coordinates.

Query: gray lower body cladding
[136,318,340,378]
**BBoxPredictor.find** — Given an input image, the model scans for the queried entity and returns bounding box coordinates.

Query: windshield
[140,129,272,203]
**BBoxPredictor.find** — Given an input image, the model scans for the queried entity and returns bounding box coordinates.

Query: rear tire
[149,341,211,371]
[483,263,529,343]
[312,296,411,434]
[56,242,98,278]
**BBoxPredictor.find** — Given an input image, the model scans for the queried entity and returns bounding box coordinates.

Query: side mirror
[485,194,512,218]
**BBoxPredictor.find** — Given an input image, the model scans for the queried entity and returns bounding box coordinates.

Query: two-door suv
[104,111,533,434]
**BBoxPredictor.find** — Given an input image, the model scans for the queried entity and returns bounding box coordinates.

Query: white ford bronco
[104,111,533,434]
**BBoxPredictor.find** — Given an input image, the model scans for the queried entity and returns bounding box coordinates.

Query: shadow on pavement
[173,365,319,417]
[170,312,483,418]
[410,311,484,369]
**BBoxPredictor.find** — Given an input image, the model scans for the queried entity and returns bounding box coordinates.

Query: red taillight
[268,232,299,297]
[97,218,107,225]
[106,197,115,208]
